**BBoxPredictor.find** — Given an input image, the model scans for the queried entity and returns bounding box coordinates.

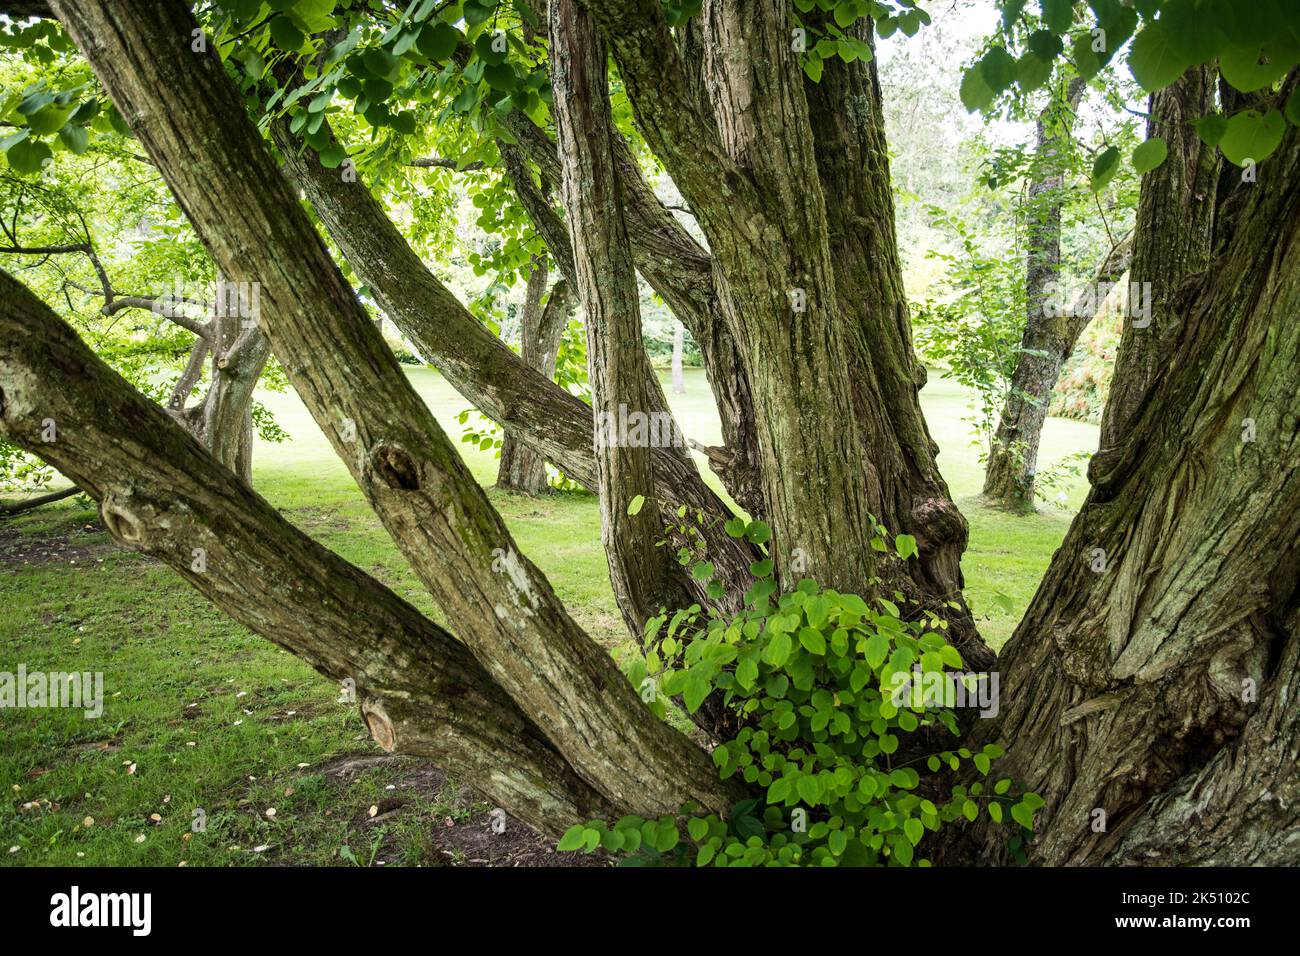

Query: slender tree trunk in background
[982,235,1132,512]
[960,72,1300,865]
[551,0,696,635]
[200,310,267,486]
[56,0,739,818]
[982,77,1085,513]
[671,323,685,394]
[496,259,565,496]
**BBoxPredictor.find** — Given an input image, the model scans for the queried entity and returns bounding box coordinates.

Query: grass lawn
[0,367,1096,867]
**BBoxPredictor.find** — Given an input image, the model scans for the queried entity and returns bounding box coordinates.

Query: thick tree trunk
[801,15,986,664]
[983,78,1086,512]
[589,0,879,593]
[551,0,696,636]
[496,262,569,496]
[962,74,1300,866]
[56,0,738,817]
[0,268,615,836]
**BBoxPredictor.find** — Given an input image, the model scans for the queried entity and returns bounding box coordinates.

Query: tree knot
[370,442,421,491]
[361,698,396,752]
[100,490,148,546]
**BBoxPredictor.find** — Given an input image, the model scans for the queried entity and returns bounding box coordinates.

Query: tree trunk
[55,0,739,818]
[589,0,879,594]
[801,14,986,664]
[551,0,697,637]
[271,105,758,618]
[496,261,568,496]
[983,77,1086,512]
[962,71,1300,866]
[0,268,616,836]
[671,323,685,394]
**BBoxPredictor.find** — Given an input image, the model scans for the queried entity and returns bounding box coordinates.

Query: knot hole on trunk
[101,493,145,545]
[371,443,421,491]
[361,699,395,752]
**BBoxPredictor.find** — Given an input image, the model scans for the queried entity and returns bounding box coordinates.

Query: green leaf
[1090,146,1121,192]
[691,560,715,581]
[5,136,51,175]
[687,817,709,842]
[1040,0,1072,34]
[1192,113,1228,147]
[1219,108,1286,166]
[962,799,978,822]
[626,494,645,516]
[56,123,88,154]
[978,46,1018,94]
[891,834,914,866]
[864,631,890,669]
[994,778,1012,795]
[1287,89,1300,128]
[1128,21,1192,92]
[268,15,306,52]
[1220,43,1295,94]
[745,520,771,545]
[959,66,995,113]
[904,817,924,846]
[894,534,918,561]
[416,21,459,61]
[683,676,710,713]
[1130,136,1167,174]
[763,630,793,668]
[796,774,821,805]
[557,824,586,851]
[802,54,824,83]
[735,657,758,690]
[1010,801,1035,830]
[988,802,1003,823]
[798,627,826,655]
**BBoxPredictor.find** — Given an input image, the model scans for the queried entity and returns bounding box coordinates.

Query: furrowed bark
[551,0,696,635]
[962,84,1300,867]
[0,268,614,835]
[802,15,986,664]
[1096,66,1219,454]
[56,0,738,816]
[585,0,880,593]
[271,110,757,613]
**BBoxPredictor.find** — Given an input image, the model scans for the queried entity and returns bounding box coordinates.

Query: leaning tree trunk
[962,71,1300,866]
[271,105,759,620]
[496,262,571,495]
[55,0,739,818]
[0,268,615,835]
[982,76,1085,512]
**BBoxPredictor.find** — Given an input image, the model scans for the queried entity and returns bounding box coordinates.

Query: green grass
[0,367,1096,866]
